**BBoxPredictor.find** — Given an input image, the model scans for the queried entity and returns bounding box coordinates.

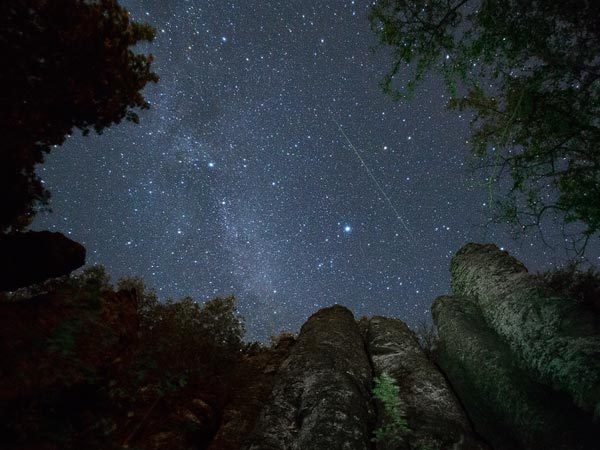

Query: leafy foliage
[372,372,411,447]
[1,270,249,449]
[116,276,159,326]
[0,0,158,231]
[370,0,600,252]
[268,331,297,348]
[132,293,245,396]
[535,263,600,316]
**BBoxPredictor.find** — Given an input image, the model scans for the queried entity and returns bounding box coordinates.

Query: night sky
[32,0,600,340]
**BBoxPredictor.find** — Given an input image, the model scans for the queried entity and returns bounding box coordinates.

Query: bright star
[344,225,352,233]
[208,162,215,168]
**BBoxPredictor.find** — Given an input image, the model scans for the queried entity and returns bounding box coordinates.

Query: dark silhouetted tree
[370,0,600,253]
[0,0,158,231]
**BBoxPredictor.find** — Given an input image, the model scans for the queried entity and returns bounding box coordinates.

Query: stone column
[450,243,600,417]
[366,316,489,450]
[433,295,598,450]
[245,305,374,450]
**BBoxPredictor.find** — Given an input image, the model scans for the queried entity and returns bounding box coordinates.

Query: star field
[33,0,600,340]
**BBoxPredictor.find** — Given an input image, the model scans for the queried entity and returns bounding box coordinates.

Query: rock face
[433,295,597,450]
[0,231,85,291]
[207,335,296,450]
[244,305,375,450]
[450,243,600,418]
[243,245,600,450]
[366,316,489,450]
[245,308,494,450]
[3,241,598,450]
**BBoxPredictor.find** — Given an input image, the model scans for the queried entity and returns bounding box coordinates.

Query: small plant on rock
[372,372,411,448]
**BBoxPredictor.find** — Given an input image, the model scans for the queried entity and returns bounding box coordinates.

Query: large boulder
[366,316,489,450]
[0,231,85,291]
[432,295,598,450]
[244,305,375,450]
[450,243,600,417]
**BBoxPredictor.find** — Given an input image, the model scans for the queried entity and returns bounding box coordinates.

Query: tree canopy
[0,0,158,232]
[370,0,600,253]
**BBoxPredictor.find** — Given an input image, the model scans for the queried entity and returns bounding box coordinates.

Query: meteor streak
[329,111,414,240]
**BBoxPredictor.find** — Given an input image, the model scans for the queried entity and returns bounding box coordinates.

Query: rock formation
[366,316,488,450]
[450,243,600,418]
[245,307,491,450]
[433,295,597,450]
[207,335,296,450]
[3,242,599,449]
[245,305,375,450]
[0,231,85,291]
[245,245,599,450]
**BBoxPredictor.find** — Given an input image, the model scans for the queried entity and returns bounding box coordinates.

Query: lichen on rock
[244,305,374,450]
[432,294,599,450]
[450,243,600,417]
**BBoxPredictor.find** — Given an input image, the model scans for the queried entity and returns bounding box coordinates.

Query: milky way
[33,0,600,340]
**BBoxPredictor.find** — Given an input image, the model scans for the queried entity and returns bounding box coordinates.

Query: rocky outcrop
[366,316,489,450]
[450,243,600,417]
[433,295,598,450]
[244,309,494,450]
[0,231,85,291]
[243,248,600,450]
[3,241,598,450]
[244,305,375,450]
[207,335,296,450]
